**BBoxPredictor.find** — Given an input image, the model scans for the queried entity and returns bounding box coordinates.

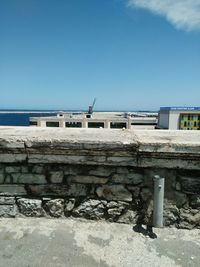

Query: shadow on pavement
[132,224,157,239]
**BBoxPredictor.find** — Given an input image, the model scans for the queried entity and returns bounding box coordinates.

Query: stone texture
[190,195,200,208]
[17,198,44,217]
[11,173,47,184]
[179,208,200,229]
[0,173,4,183]
[112,173,144,185]
[69,175,108,184]
[116,167,129,174]
[173,192,188,207]
[21,166,29,173]
[179,176,200,194]
[0,154,26,163]
[0,205,17,217]
[28,184,88,197]
[0,196,15,205]
[45,199,64,217]
[117,210,138,224]
[5,166,21,173]
[163,204,179,227]
[127,186,140,198]
[140,188,152,201]
[31,165,44,174]
[65,198,76,212]
[89,166,114,177]
[73,199,105,219]
[49,171,63,183]
[0,185,26,195]
[96,185,132,201]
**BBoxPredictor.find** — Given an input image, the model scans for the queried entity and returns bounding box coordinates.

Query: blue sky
[0,0,200,111]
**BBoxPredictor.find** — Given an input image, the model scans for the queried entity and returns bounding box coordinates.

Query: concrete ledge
[0,127,200,169]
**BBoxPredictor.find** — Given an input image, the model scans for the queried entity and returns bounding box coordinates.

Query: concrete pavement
[0,218,199,267]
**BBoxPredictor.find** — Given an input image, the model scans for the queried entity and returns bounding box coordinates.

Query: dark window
[29,121,37,126]
[184,121,187,127]
[198,115,200,120]
[88,122,104,128]
[188,115,191,120]
[110,122,127,129]
[46,121,59,127]
[194,121,197,127]
[65,122,82,128]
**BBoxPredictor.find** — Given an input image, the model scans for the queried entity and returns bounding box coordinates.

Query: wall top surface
[0,126,200,148]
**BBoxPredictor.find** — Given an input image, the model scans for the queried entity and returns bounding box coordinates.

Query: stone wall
[0,127,200,229]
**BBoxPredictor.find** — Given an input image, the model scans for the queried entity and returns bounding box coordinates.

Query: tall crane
[88,98,96,114]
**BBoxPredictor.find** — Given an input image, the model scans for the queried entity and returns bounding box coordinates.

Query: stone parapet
[0,127,199,229]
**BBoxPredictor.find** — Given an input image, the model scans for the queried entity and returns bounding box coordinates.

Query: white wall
[168,112,180,129]
[158,112,169,129]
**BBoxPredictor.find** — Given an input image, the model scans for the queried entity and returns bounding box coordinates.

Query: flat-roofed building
[158,107,200,130]
[29,112,158,130]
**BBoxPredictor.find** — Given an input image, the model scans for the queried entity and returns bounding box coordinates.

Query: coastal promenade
[0,218,200,267]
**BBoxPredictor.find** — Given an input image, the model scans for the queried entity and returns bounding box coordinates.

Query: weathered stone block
[17,198,44,217]
[117,210,138,224]
[112,173,144,185]
[73,199,105,219]
[28,184,88,197]
[140,188,152,201]
[0,185,27,195]
[69,175,108,184]
[179,176,200,194]
[11,173,47,184]
[190,195,200,208]
[21,166,29,173]
[127,186,140,198]
[65,198,76,212]
[0,173,4,183]
[96,185,132,201]
[163,204,179,226]
[107,156,136,166]
[31,165,44,174]
[0,196,15,205]
[49,171,63,183]
[173,191,188,207]
[89,166,114,177]
[45,199,64,217]
[5,166,21,173]
[0,154,26,163]
[179,208,200,229]
[116,167,129,174]
[0,205,17,217]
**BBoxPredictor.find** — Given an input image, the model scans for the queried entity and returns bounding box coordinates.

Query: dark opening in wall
[46,121,59,127]
[65,122,82,128]
[29,121,37,126]
[110,122,127,129]
[88,122,104,128]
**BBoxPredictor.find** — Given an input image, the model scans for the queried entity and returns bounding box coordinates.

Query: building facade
[30,112,158,130]
[158,107,200,130]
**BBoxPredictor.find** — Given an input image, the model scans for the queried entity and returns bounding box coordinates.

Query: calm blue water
[0,112,56,126]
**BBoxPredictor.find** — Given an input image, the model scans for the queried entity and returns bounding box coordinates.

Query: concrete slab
[0,218,199,267]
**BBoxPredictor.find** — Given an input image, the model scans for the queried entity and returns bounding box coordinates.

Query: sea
[0,110,158,126]
[0,110,59,126]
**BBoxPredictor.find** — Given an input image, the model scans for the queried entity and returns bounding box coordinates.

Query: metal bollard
[153,175,165,228]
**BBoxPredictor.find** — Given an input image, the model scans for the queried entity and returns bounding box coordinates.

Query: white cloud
[127,0,200,31]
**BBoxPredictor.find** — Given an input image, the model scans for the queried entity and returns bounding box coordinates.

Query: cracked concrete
[0,218,199,267]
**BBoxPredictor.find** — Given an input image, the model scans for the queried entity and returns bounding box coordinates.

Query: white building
[158,107,200,130]
[30,112,158,130]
